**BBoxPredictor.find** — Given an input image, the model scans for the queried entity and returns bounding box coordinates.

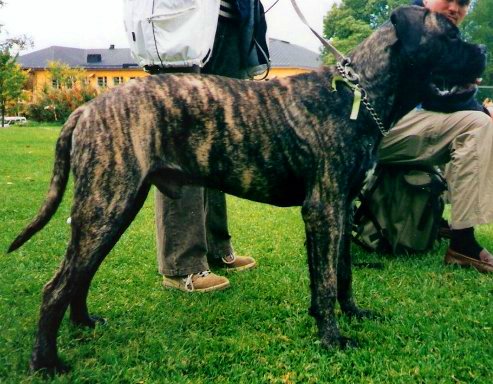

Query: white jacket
[123,0,221,68]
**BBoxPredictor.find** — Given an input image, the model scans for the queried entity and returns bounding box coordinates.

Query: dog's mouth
[428,77,481,98]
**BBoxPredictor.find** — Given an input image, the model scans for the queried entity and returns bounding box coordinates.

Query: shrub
[27,84,97,122]
[26,61,99,122]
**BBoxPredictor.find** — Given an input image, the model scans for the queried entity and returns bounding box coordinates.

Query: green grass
[1,125,492,383]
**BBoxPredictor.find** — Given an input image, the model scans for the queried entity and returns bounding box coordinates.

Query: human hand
[487,106,493,120]
[483,99,493,120]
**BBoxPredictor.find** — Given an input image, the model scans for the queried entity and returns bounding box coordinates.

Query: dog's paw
[339,301,377,320]
[30,357,70,376]
[316,320,357,349]
[320,334,358,349]
[343,306,378,320]
[70,314,107,328]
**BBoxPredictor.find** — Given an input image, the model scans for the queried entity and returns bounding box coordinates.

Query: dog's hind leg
[30,182,151,374]
[29,255,76,374]
[68,183,151,327]
[302,189,351,348]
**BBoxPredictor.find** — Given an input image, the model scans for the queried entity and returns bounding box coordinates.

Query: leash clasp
[342,59,360,84]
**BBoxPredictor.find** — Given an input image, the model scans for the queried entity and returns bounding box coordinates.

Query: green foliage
[322,6,373,63]
[461,0,493,85]
[27,86,97,122]
[0,0,32,123]
[322,0,408,64]
[27,61,97,122]
[47,60,88,89]
[0,50,28,126]
[1,126,493,382]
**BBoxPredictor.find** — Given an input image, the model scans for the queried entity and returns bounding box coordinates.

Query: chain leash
[335,61,389,137]
[289,0,389,136]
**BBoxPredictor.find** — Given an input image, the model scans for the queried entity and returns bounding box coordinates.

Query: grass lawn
[0,124,492,383]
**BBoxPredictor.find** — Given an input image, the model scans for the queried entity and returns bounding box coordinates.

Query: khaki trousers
[155,20,244,276]
[378,108,493,229]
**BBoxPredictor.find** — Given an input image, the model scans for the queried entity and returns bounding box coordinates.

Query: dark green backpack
[352,165,447,254]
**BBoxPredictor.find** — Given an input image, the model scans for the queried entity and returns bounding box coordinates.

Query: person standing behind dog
[379,0,493,272]
[126,0,269,292]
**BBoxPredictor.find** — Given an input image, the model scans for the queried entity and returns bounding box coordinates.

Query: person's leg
[441,111,493,229]
[155,187,230,291]
[381,109,493,228]
[379,108,451,166]
[156,187,209,276]
[379,108,493,272]
[153,65,230,291]
[200,19,256,271]
[204,189,233,259]
[205,189,256,270]
[440,111,493,272]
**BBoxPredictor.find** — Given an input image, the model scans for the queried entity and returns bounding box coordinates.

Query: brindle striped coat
[9,6,486,373]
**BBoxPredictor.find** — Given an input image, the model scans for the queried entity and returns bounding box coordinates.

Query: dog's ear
[391,6,427,55]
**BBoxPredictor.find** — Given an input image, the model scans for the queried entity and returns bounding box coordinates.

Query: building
[17,39,321,98]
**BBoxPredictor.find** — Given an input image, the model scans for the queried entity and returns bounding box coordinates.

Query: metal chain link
[288,0,389,136]
[336,62,389,137]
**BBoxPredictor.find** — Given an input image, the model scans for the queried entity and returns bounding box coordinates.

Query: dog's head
[391,5,486,104]
[348,5,486,128]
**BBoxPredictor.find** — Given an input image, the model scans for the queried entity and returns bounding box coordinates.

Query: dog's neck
[348,22,416,130]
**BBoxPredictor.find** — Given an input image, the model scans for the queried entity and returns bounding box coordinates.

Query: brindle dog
[9,6,486,373]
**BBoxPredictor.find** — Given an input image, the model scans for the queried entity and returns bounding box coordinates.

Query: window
[51,78,74,89]
[97,77,107,87]
[66,77,74,89]
[113,76,124,86]
[87,54,102,63]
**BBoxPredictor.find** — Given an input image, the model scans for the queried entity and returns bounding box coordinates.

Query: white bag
[123,0,221,68]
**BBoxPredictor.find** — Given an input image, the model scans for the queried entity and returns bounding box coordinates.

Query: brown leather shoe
[163,271,230,292]
[221,254,257,272]
[444,248,493,273]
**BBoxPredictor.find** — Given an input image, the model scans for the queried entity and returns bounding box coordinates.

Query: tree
[27,61,97,122]
[47,61,89,89]
[461,0,493,88]
[322,0,408,64]
[0,52,27,126]
[0,0,32,125]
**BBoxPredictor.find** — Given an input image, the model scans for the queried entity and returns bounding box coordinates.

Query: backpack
[352,165,447,254]
[123,0,221,68]
[123,0,270,76]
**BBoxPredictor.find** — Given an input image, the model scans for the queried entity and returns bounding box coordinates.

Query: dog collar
[332,76,363,121]
[289,0,389,136]
[333,61,389,137]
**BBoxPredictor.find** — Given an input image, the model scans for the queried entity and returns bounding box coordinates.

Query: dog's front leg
[302,194,350,348]
[337,205,375,319]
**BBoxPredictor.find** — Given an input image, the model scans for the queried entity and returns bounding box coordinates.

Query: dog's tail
[8,107,85,253]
